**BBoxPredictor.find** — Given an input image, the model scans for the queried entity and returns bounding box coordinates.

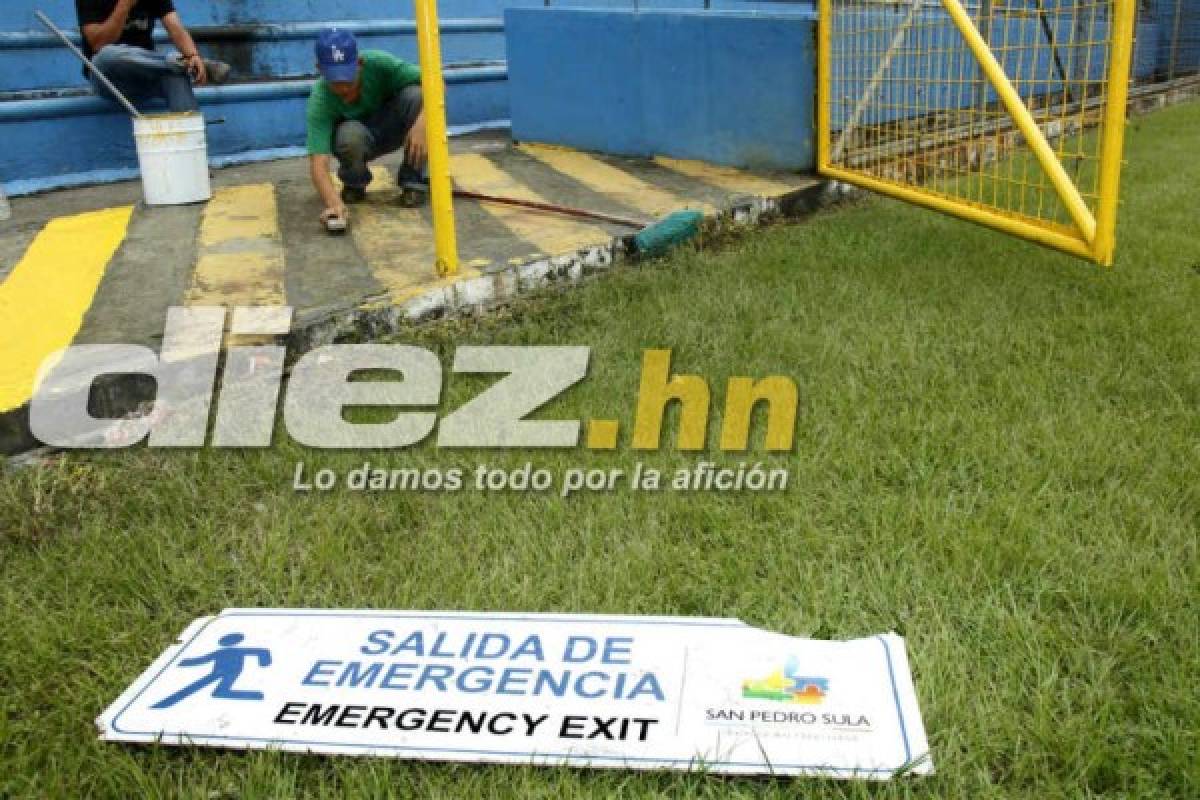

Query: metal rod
[452,189,647,228]
[939,0,1097,243]
[830,0,924,164]
[1032,0,1074,105]
[35,11,143,118]
[816,0,832,170]
[412,0,460,277]
[972,0,994,113]
[1091,0,1137,266]
[1168,0,1183,81]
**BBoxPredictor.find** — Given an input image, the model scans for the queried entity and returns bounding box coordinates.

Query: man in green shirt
[307,28,428,231]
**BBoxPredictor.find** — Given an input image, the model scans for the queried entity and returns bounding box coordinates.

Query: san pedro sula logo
[28,307,799,460]
[742,657,830,704]
[705,658,870,731]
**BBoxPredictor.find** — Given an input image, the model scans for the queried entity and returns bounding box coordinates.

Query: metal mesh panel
[819,0,1137,264]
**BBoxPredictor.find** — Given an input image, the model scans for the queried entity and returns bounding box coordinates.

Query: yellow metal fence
[818,0,1137,264]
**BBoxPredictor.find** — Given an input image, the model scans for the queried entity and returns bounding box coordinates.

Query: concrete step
[0,19,506,92]
[0,66,510,195]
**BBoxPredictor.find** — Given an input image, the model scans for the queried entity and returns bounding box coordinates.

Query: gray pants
[334,85,426,190]
[90,44,198,113]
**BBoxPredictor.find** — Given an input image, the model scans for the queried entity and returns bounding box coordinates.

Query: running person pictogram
[151,633,272,709]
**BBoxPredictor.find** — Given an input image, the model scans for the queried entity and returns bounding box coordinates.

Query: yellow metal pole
[940,0,1097,245]
[1091,0,1136,267]
[413,0,459,277]
[816,0,832,170]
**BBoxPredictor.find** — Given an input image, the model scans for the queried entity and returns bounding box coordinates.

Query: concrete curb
[287,181,837,354]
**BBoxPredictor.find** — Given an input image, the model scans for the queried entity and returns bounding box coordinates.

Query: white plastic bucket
[133,113,212,206]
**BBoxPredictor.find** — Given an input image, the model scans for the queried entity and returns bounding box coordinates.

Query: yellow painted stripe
[654,156,802,197]
[450,153,614,255]
[332,167,480,300]
[186,184,286,306]
[347,166,442,299]
[520,144,712,217]
[0,206,133,412]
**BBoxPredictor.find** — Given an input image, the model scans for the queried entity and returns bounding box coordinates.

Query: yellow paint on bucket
[134,113,212,206]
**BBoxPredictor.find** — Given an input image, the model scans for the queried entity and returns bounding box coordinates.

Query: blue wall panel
[1143,0,1200,76]
[506,9,816,170]
[1134,21,1161,79]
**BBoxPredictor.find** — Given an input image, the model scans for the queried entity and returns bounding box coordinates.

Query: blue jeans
[334,85,427,190]
[90,44,198,113]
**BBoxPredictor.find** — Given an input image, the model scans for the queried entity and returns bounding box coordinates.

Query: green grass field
[2,100,1198,799]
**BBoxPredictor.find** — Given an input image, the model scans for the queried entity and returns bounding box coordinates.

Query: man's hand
[161,12,206,85]
[83,0,140,53]
[404,114,428,168]
[310,154,347,230]
[320,205,348,227]
[183,53,207,85]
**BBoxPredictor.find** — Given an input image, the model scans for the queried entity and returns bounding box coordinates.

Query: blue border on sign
[110,613,916,773]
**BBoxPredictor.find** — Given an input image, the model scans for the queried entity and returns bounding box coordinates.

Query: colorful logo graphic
[741,656,829,704]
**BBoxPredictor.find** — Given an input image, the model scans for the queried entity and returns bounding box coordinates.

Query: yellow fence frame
[414,0,459,277]
[816,0,1138,266]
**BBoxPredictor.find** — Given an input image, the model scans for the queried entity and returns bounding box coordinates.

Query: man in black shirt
[75,0,230,112]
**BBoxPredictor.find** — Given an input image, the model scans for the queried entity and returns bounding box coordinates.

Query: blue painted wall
[1,0,1189,193]
[0,0,824,93]
[1,0,520,193]
[1,0,520,92]
[504,3,1167,172]
[1,0,816,191]
[1,0,533,30]
[0,67,508,194]
[507,9,818,170]
[1143,0,1200,75]
[0,21,507,92]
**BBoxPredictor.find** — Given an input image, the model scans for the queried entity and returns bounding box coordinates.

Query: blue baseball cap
[316,28,359,83]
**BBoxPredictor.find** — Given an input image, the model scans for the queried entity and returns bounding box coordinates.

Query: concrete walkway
[0,132,820,448]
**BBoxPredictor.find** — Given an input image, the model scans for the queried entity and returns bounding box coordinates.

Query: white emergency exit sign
[98,609,932,779]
